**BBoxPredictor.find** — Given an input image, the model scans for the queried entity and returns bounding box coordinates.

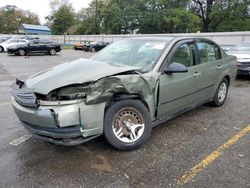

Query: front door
[28,41,39,52]
[157,41,208,118]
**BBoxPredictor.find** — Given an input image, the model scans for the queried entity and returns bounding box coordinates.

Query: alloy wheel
[218,82,227,103]
[112,107,145,143]
[18,49,25,56]
[50,49,56,55]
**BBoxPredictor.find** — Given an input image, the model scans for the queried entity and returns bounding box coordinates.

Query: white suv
[0,39,28,52]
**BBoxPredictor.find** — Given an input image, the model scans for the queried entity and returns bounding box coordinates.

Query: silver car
[227,42,250,76]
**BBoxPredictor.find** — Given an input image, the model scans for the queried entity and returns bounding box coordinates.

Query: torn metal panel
[78,102,106,137]
[81,73,160,120]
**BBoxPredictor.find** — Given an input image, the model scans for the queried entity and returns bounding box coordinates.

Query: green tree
[189,0,216,32]
[0,5,40,34]
[51,4,75,34]
[100,0,143,34]
[75,0,104,34]
[189,0,250,32]
[211,0,250,31]
[165,8,201,33]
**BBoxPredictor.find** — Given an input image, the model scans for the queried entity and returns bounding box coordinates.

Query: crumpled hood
[25,58,137,94]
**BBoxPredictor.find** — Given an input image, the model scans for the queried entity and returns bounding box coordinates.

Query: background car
[0,38,28,52]
[73,40,91,50]
[20,36,39,41]
[0,36,11,43]
[227,42,250,76]
[87,41,110,52]
[7,40,61,56]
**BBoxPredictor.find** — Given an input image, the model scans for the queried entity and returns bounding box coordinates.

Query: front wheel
[104,99,152,151]
[210,78,229,107]
[49,48,57,55]
[18,49,26,56]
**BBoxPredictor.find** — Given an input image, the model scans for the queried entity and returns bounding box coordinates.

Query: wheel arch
[105,93,150,115]
[224,75,230,85]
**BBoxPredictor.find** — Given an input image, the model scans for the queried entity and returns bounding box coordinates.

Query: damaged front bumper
[11,96,105,146]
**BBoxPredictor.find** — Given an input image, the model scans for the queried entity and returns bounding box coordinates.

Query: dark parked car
[7,40,61,56]
[84,41,110,52]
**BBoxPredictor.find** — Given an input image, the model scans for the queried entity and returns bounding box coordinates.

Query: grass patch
[63,45,73,49]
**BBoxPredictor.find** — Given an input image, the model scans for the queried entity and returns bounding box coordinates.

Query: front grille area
[11,83,37,108]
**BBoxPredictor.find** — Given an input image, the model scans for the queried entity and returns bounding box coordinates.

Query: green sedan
[11,37,237,150]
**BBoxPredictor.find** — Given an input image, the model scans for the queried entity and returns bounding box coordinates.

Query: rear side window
[197,42,222,64]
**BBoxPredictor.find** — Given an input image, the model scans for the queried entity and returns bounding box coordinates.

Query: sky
[0,0,92,24]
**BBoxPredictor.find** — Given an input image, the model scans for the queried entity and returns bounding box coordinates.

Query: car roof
[125,36,216,44]
[126,36,174,42]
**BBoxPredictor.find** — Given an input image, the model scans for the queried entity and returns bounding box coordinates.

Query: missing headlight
[46,85,91,101]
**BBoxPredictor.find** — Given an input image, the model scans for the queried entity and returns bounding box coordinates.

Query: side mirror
[164,63,188,74]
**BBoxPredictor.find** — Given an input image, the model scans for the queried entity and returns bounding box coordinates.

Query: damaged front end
[11,70,158,146]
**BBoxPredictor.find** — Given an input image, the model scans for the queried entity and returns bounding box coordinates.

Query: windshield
[91,38,169,72]
[232,43,250,51]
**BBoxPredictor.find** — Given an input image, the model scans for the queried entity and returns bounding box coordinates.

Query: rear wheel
[49,48,56,55]
[104,99,152,150]
[0,46,4,52]
[18,49,25,56]
[210,78,229,107]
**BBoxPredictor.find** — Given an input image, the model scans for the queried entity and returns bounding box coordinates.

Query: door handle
[193,72,202,77]
[217,65,223,70]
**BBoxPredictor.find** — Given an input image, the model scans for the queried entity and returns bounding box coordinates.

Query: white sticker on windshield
[144,42,166,50]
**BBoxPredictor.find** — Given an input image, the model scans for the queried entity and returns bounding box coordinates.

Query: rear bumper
[56,47,62,52]
[74,46,83,50]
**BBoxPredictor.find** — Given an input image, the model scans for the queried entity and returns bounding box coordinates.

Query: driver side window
[170,43,195,67]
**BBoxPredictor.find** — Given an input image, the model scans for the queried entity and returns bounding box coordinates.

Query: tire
[49,48,56,55]
[0,46,4,52]
[91,47,96,52]
[104,99,152,151]
[18,48,26,56]
[210,78,229,107]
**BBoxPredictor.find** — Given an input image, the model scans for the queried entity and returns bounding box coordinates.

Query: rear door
[158,40,205,118]
[38,41,49,52]
[194,39,224,100]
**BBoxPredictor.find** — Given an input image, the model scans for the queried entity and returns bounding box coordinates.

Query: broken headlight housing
[43,85,91,101]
